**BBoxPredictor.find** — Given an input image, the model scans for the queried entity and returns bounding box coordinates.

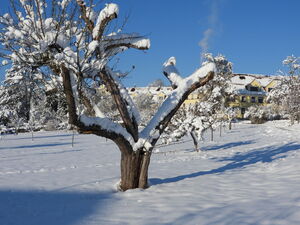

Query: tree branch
[162,57,183,89]
[94,10,118,41]
[99,67,139,142]
[150,71,215,146]
[104,37,150,53]
[140,62,216,148]
[76,0,94,33]
[61,63,133,153]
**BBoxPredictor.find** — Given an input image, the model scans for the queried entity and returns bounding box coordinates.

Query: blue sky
[1,0,300,86]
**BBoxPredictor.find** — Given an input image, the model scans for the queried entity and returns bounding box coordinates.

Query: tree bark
[229,121,232,130]
[119,150,151,191]
[211,127,214,141]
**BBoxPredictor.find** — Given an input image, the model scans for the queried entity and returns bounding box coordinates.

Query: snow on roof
[127,86,173,95]
[230,74,255,85]
[233,73,280,85]
[229,73,280,94]
[127,73,279,97]
[258,77,273,87]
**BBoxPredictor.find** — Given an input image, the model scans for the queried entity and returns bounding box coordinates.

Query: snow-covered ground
[1,120,300,225]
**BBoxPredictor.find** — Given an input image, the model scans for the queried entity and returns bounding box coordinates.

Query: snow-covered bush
[244,105,281,124]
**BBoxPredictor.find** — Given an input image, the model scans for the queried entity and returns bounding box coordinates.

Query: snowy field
[1,120,300,225]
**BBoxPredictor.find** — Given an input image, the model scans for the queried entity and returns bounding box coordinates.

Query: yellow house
[226,74,279,118]
[184,91,202,106]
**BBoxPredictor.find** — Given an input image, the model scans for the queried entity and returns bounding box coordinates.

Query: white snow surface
[1,120,300,225]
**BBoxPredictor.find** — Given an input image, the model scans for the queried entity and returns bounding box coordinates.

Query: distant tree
[148,79,165,87]
[268,55,300,124]
[162,103,211,152]
[0,0,216,191]
[0,66,45,129]
[244,105,281,124]
[132,90,162,127]
[224,107,239,130]
[0,66,68,130]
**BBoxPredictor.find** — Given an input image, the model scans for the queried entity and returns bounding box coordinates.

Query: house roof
[229,73,280,95]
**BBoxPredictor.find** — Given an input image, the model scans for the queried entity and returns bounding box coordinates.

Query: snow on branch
[79,114,132,143]
[104,34,150,54]
[139,62,216,148]
[93,3,119,40]
[162,57,183,89]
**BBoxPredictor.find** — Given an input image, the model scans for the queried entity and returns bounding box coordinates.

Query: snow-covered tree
[148,79,165,87]
[0,0,216,191]
[0,65,67,131]
[224,107,239,130]
[0,65,45,129]
[162,103,211,152]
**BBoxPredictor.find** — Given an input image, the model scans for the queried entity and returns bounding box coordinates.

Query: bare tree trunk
[190,131,199,152]
[72,130,75,147]
[290,116,295,125]
[210,127,214,141]
[219,124,222,137]
[119,150,151,191]
[229,121,232,130]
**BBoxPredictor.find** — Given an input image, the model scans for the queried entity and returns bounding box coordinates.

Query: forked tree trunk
[119,149,152,191]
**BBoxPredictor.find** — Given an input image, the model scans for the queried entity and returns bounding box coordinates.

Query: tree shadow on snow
[150,142,300,186]
[0,142,72,150]
[0,189,113,225]
[0,149,83,161]
[15,142,73,149]
[6,133,74,141]
[202,140,254,151]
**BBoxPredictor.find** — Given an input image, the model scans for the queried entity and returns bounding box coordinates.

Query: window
[249,86,259,92]
[241,96,246,102]
[228,96,236,102]
[251,96,256,103]
[241,108,246,115]
[258,97,264,103]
